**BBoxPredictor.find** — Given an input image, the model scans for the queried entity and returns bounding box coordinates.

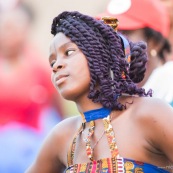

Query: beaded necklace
[81,107,111,161]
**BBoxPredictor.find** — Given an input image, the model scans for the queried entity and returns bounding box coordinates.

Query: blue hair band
[119,34,131,64]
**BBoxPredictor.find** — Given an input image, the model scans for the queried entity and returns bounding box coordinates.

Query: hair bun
[129,41,148,83]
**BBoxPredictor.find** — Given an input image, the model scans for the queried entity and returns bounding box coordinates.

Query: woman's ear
[147,39,164,60]
[137,39,164,88]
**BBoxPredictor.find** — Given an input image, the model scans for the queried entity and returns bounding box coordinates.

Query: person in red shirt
[0,3,64,173]
[0,3,64,128]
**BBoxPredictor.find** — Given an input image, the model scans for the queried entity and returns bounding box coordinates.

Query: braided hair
[51,11,151,110]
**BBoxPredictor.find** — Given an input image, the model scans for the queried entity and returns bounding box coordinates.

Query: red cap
[96,0,170,37]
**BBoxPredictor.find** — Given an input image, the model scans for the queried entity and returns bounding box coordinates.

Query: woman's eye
[50,61,55,68]
[65,49,75,56]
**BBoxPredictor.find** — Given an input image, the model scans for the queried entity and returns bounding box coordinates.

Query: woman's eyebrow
[48,42,76,61]
[59,41,76,50]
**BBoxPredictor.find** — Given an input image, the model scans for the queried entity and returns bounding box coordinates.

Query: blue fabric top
[65,157,170,173]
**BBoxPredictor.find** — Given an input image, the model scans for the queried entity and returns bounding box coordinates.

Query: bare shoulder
[53,115,82,139]
[50,115,82,151]
[130,96,173,131]
[130,96,173,134]
[25,115,82,173]
[130,96,173,121]
[130,96,173,162]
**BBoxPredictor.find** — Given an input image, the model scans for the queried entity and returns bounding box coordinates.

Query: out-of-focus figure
[0,0,19,12]
[160,0,173,58]
[143,0,173,106]
[0,2,64,173]
[97,0,173,106]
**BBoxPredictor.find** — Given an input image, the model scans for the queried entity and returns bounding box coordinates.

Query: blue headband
[119,34,131,64]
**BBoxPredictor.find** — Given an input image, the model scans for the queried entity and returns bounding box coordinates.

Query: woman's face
[49,32,91,101]
[121,29,146,43]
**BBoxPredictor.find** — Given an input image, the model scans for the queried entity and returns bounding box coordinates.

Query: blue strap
[119,34,131,63]
[83,107,111,122]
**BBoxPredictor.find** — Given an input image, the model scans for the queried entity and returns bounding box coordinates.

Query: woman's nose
[52,60,65,72]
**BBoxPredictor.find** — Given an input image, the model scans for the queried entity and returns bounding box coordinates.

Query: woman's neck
[76,99,104,123]
[75,92,138,113]
[75,92,137,123]
[82,107,111,122]
[76,101,103,114]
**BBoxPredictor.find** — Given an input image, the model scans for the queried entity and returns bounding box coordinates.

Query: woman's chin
[59,89,78,101]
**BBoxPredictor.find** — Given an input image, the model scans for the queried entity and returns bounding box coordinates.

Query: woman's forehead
[49,33,70,52]
[49,32,76,56]
[51,32,71,48]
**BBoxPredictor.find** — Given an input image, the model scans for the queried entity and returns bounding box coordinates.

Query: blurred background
[0,0,172,172]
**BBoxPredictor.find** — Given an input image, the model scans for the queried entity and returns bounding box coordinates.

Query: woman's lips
[55,74,69,86]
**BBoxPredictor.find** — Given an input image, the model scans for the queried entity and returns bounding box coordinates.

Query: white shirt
[143,61,173,105]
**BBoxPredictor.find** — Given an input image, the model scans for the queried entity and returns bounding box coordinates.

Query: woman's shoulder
[130,96,173,125]
[51,115,82,142]
[25,115,82,172]
[132,96,171,111]
[127,96,173,163]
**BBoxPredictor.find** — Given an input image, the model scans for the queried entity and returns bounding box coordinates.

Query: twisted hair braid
[51,11,151,110]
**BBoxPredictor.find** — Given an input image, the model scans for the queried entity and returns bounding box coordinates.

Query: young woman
[26,11,173,173]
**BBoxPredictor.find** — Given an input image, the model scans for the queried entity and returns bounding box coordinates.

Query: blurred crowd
[0,0,173,172]
[0,0,65,172]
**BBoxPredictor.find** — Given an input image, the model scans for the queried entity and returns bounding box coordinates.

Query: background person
[0,3,64,173]
[143,0,173,106]
[160,0,173,59]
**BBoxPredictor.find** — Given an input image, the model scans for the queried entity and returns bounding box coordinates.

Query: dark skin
[25,33,173,173]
